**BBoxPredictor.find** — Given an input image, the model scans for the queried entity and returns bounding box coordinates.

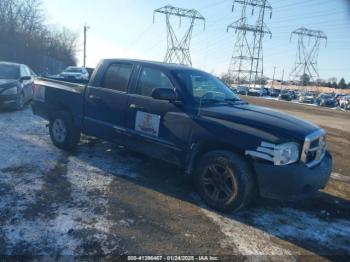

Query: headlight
[274,142,300,166]
[2,87,18,95]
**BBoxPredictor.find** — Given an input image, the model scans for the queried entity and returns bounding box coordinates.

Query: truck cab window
[136,67,174,97]
[103,64,133,92]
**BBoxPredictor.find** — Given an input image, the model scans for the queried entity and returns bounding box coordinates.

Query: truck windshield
[0,64,19,79]
[173,70,240,104]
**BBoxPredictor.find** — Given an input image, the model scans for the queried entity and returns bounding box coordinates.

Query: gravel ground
[0,102,349,260]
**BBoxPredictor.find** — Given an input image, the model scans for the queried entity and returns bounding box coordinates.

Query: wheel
[194,150,254,212]
[49,111,80,150]
[16,92,24,110]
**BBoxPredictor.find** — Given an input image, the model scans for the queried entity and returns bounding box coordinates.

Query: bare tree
[0,0,78,74]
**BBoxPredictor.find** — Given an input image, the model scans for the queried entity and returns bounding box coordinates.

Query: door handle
[89,94,102,101]
[129,104,146,111]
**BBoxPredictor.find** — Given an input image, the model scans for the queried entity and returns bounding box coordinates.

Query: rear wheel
[49,111,80,151]
[194,150,254,212]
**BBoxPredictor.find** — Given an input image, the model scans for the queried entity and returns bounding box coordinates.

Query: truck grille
[301,129,327,168]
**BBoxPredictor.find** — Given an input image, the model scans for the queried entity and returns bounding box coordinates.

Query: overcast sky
[43,0,350,81]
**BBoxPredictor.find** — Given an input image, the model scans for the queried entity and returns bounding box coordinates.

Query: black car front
[249,129,331,199]
[201,103,332,200]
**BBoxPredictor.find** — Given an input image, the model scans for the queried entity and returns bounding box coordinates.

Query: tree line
[0,0,78,74]
[300,74,349,89]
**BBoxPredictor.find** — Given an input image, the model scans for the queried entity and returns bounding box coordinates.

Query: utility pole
[83,23,90,68]
[272,66,276,87]
[227,0,272,86]
[153,5,205,66]
[281,68,285,88]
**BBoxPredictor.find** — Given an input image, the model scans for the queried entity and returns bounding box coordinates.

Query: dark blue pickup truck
[32,59,332,212]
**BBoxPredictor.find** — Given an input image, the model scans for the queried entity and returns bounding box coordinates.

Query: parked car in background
[316,93,337,107]
[262,87,269,96]
[294,90,302,99]
[32,58,332,212]
[278,90,294,101]
[248,87,264,96]
[236,85,248,95]
[335,94,346,107]
[299,92,315,104]
[0,61,35,110]
[339,95,350,110]
[60,66,90,81]
[269,88,281,97]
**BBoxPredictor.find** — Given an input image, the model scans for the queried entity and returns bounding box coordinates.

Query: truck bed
[33,77,87,128]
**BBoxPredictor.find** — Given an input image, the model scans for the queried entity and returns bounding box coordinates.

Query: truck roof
[101,59,194,71]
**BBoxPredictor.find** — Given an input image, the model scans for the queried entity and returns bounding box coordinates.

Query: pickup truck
[32,59,332,212]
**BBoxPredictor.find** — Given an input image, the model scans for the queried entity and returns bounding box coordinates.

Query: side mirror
[20,76,31,82]
[152,88,177,101]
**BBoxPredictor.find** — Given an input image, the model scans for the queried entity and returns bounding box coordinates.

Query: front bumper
[0,94,17,108]
[322,101,336,107]
[254,151,332,200]
[300,98,314,103]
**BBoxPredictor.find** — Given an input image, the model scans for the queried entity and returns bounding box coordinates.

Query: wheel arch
[186,140,253,175]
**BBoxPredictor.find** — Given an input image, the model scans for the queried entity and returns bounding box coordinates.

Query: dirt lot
[0,101,350,260]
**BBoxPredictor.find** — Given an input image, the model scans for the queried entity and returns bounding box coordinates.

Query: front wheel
[49,111,80,151]
[194,150,255,212]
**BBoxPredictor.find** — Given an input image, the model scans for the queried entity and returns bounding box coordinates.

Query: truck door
[84,62,134,142]
[126,66,191,166]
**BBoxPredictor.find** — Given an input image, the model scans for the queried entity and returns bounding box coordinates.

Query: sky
[43,0,350,82]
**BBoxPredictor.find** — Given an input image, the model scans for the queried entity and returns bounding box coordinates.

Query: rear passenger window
[136,67,174,97]
[103,64,133,92]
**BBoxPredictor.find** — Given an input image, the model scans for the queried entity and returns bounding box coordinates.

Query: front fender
[185,116,283,174]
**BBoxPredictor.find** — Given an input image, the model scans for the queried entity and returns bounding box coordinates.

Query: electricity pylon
[153,4,205,66]
[290,27,327,82]
[227,0,272,85]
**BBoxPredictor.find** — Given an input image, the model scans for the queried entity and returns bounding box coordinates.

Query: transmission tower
[227,0,272,85]
[153,5,205,66]
[290,27,327,82]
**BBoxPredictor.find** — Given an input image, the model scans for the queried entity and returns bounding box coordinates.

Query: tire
[49,111,80,151]
[194,150,255,212]
[16,92,24,111]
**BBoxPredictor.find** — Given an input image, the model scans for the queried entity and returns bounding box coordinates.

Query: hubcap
[202,163,238,203]
[52,119,67,143]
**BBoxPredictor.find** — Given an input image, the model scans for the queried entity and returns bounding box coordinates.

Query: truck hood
[200,103,319,141]
[0,79,18,89]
